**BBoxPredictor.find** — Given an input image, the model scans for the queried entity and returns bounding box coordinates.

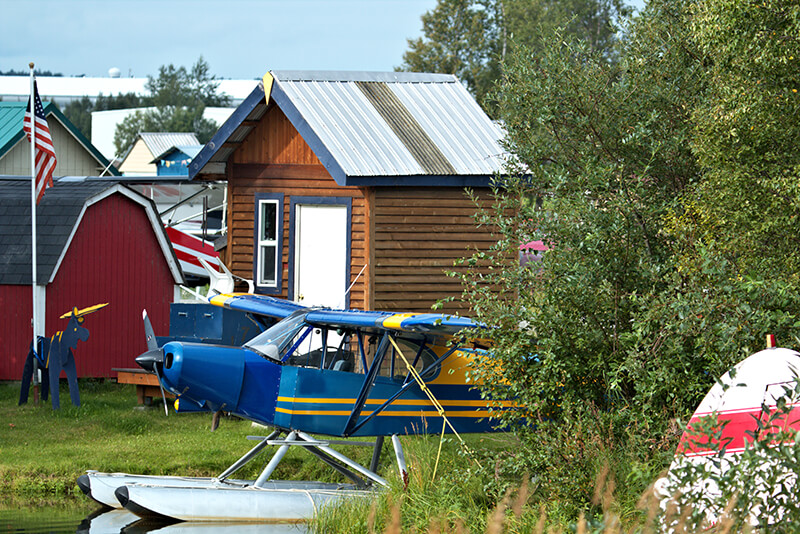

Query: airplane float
[78,281,511,522]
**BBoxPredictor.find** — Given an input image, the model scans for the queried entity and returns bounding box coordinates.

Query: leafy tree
[61,92,148,140]
[113,57,230,156]
[686,0,800,275]
[463,0,704,423]
[453,0,800,517]
[62,96,94,139]
[399,0,630,113]
[0,69,62,76]
[95,91,146,111]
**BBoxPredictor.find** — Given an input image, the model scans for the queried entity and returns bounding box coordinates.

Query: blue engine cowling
[159,342,281,423]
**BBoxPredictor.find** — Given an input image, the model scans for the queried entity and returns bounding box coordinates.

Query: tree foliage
[61,92,145,140]
[399,0,630,113]
[454,0,800,515]
[113,57,230,156]
[58,58,228,155]
[61,96,94,140]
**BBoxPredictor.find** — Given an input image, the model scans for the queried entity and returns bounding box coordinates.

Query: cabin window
[254,193,283,293]
[377,336,439,381]
[283,328,357,371]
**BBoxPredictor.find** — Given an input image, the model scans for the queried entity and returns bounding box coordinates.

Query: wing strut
[345,342,462,436]
[342,333,389,436]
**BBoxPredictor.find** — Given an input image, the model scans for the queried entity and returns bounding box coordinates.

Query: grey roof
[190,71,510,187]
[139,133,200,159]
[150,144,204,164]
[0,176,183,285]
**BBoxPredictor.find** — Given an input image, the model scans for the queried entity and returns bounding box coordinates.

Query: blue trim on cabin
[342,174,496,188]
[253,192,284,295]
[269,83,349,186]
[287,196,353,307]
[188,83,266,180]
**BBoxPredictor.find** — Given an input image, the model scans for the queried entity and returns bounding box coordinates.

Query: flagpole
[29,62,40,406]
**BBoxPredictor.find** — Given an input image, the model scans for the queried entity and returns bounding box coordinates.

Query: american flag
[23,81,57,204]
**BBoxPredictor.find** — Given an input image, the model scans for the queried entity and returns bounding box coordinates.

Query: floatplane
[78,273,509,522]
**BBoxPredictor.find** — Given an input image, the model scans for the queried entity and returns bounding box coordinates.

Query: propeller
[135,310,169,416]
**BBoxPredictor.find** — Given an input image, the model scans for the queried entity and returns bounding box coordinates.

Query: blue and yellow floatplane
[79,291,512,522]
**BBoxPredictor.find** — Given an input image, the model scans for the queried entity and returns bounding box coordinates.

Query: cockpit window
[245,310,308,361]
[247,315,440,381]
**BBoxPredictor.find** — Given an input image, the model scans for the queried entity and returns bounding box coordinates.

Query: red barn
[0,176,183,381]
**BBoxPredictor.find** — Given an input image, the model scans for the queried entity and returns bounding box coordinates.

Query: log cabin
[189,71,510,314]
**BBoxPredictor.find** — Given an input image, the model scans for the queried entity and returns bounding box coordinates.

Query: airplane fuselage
[159,340,502,437]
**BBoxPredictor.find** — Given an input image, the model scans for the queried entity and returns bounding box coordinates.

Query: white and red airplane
[655,336,800,527]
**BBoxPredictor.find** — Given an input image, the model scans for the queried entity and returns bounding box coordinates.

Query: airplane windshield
[245,311,309,361]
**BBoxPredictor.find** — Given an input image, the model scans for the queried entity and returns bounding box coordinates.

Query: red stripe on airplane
[166,227,217,255]
[678,405,800,457]
[174,248,206,268]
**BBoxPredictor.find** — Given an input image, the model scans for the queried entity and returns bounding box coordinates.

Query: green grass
[1,379,530,530]
[1,380,669,532]
[0,379,384,500]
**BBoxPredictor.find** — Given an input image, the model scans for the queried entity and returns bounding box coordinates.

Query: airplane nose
[135,348,164,372]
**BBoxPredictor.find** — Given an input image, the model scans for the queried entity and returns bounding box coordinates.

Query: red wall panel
[0,193,175,380]
[0,285,35,382]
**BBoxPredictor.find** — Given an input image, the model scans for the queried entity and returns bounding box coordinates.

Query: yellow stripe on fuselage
[276,396,515,407]
[275,406,493,418]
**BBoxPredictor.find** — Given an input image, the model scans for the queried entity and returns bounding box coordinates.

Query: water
[0,505,310,534]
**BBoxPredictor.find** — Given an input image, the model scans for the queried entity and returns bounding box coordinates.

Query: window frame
[253,192,284,294]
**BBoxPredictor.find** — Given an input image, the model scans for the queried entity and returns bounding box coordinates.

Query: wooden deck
[114,367,174,405]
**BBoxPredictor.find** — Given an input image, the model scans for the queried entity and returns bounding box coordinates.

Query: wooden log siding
[373,188,499,314]
[227,167,369,311]
[225,106,370,309]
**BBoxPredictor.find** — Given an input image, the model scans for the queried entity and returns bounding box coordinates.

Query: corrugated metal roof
[139,133,199,159]
[271,71,506,180]
[190,71,511,186]
[150,144,204,163]
[0,102,27,156]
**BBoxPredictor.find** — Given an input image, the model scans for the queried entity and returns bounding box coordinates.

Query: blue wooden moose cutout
[47,307,90,408]
[19,303,107,409]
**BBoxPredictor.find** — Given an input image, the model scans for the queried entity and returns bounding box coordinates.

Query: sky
[1,0,438,79]
[2,0,645,81]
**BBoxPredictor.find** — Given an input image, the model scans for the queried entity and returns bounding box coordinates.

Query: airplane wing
[209,293,307,319]
[210,293,482,336]
[303,310,483,337]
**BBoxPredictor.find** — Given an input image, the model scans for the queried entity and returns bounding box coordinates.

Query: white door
[294,204,348,308]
